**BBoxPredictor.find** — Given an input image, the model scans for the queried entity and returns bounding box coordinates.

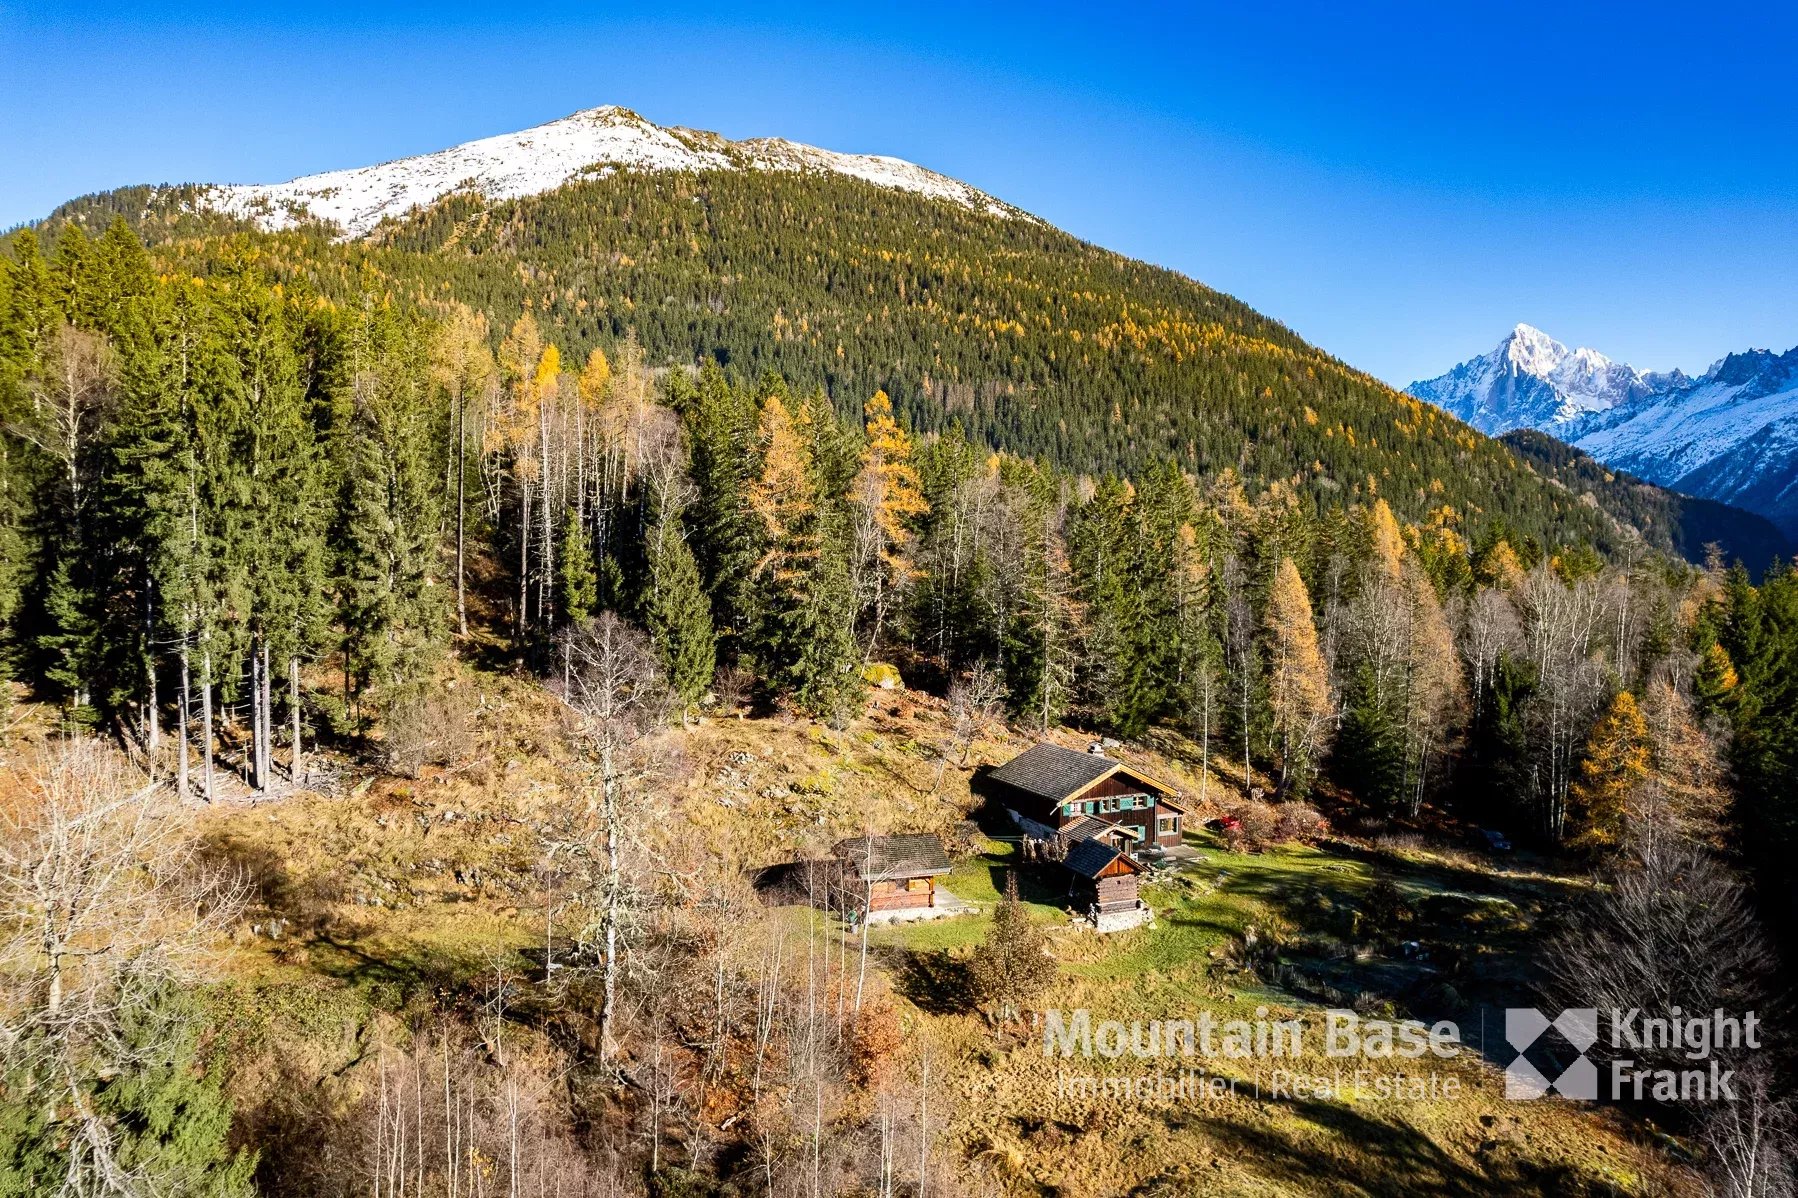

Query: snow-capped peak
[1408,324,1665,434]
[193,105,1031,238]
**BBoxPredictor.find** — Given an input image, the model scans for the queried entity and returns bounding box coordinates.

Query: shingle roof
[832,835,951,882]
[1064,836,1136,880]
[1060,815,1114,842]
[988,743,1116,802]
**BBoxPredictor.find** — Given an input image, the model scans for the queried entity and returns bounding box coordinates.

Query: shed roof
[1062,837,1142,880]
[1062,815,1138,844]
[832,835,951,882]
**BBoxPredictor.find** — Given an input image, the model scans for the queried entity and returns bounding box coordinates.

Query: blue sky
[2,1,1795,386]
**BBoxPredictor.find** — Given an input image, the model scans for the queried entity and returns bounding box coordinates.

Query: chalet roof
[832,835,951,883]
[989,742,1179,805]
[1062,836,1141,880]
[988,743,1116,802]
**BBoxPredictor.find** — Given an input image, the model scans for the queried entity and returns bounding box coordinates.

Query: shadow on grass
[892,948,979,1015]
[303,935,511,1011]
[986,862,1070,910]
[1176,1090,1604,1197]
[1176,831,1588,1039]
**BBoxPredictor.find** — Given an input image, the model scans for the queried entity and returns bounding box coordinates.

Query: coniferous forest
[3,189,1798,1196]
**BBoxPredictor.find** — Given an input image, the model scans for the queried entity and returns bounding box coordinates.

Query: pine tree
[337,306,448,722]
[558,506,598,625]
[645,519,715,719]
[970,871,1055,1018]
[681,363,760,649]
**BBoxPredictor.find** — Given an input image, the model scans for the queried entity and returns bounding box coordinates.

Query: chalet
[987,743,1187,852]
[831,835,952,918]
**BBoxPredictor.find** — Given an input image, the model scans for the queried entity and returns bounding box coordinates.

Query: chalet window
[1157,815,1180,836]
[1063,802,1079,816]
[1127,824,1146,841]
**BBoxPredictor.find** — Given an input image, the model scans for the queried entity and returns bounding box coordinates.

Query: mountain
[1573,347,1798,534]
[1498,430,1790,571]
[44,107,1687,557]
[192,105,1034,237]
[1407,323,1688,434]
[1410,328,1798,536]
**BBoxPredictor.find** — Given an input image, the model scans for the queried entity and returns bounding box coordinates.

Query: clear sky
[2,0,1795,386]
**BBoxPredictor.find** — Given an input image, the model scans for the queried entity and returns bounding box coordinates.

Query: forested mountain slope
[1500,429,1791,571]
[44,108,1649,555]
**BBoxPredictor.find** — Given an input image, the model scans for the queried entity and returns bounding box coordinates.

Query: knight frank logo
[1503,1006,1761,1102]
[1504,1008,1599,1100]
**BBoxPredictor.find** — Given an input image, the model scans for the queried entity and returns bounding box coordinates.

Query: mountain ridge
[185,105,1034,238]
[1409,327,1798,535]
[36,109,1765,564]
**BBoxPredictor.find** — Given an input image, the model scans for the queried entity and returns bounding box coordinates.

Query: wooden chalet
[987,743,1187,852]
[831,835,952,917]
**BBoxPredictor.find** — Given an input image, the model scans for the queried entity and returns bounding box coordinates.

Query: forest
[53,166,1781,567]
[2,216,1796,1196]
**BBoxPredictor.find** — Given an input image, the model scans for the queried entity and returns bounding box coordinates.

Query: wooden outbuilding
[832,835,952,917]
[1061,835,1144,916]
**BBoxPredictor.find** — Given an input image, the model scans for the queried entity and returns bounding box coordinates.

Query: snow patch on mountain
[194,106,1029,238]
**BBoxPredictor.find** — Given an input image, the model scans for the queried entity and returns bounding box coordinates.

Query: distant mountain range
[1410,325,1798,538]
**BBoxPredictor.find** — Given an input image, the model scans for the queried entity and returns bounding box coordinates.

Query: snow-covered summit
[1409,325,1798,535]
[194,106,1030,238]
[1407,323,1681,434]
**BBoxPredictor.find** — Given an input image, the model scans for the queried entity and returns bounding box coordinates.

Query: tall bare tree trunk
[259,639,272,792]
[600,745,620,1062]
[177,641,191,798]
[539,399,554,629]
[289,652,303,784]
[249,644,263,792]
[518,476,530,646]
[143,595,160,765]
[456,390,468,638]
[200,647,215,803]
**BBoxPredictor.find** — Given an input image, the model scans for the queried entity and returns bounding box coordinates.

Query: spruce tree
[558,506,598,624]
[970,871,1055,1018]
[645,519,715,718]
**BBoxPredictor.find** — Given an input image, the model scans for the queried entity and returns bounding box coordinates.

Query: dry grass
[83,667,1684,1197]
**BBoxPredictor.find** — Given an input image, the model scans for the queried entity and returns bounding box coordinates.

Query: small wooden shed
[833,835,952,916]
[1061,836,1143,916]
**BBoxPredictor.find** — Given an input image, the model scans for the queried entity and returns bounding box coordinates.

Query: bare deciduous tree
[1702,1062,1798,1198]
[0,738,245,1194]
[554,613,669,1063]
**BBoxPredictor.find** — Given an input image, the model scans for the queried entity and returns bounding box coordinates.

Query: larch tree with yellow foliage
[746,394,859,718]
[496,314,545,643]
[531,343,562,631]
[1264,557,1334,796]
[848,391,927,662]
[1569,689,1651,851]
[429,304,495,638]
